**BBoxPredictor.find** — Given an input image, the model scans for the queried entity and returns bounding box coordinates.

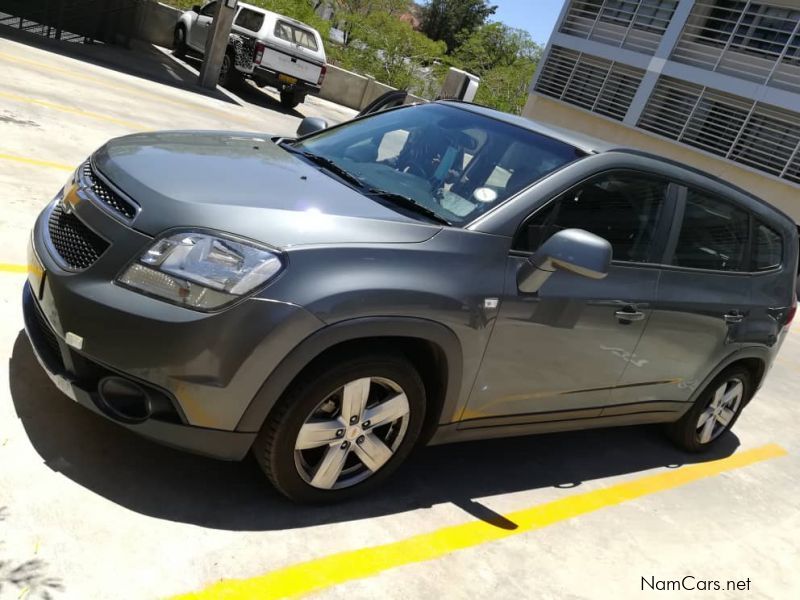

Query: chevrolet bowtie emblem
[62,182,81,214]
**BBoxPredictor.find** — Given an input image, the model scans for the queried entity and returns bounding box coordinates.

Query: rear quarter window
[753,221,783,271]
[672,189,750,272]
[235,8,265,32]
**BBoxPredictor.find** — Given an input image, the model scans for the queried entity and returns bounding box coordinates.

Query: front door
[189,1,217,52]
[461,171,673,429]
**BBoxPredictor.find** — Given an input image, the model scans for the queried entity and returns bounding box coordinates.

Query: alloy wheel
[696,377,743,444]
[294,377,410,490]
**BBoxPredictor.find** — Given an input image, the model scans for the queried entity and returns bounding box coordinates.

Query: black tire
[666,366,752,452]
[218,51,242,89]
[280,89,300,109]
[173,25,187,58]
[252,353,426,503]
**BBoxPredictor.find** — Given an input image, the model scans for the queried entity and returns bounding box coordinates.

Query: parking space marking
[0,50,258,128]
[174,443,787,600]
[0,90,149,131]
[0,153,73,171]
[0,263,28,274]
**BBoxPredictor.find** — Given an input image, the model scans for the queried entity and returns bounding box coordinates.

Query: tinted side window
[672,190,749,272]
[513,172,668,263]
[200,1,217,17]
[753,221,782,271]
[235,8,264,32]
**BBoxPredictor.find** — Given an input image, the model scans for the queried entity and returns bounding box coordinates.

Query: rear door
[462,171,672,428]
[188,1,217,51]
[262,19,323,84]
[613,186,753,406]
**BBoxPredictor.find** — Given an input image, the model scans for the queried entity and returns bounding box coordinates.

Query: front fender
[235,317,464,433]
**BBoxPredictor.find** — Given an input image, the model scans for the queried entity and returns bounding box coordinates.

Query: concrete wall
[523,93,800,223]
[318,64,423,110]
[134,0,181,49]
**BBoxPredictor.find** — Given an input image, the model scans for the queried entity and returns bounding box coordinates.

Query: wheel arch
[236,318,464,441]
[690,348,770,407]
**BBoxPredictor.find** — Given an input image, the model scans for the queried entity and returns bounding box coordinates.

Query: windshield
[292,103,585,226]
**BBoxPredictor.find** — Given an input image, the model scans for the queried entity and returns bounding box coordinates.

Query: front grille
[81,162,137,219]
[47,202,109,270]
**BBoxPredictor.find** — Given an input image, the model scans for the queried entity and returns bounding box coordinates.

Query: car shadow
[0,24,236,105]
[9,331,739,532]
[179,53,304,118]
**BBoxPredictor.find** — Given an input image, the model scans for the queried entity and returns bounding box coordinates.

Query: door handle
[615,307,645,323]
[724,311,744,324]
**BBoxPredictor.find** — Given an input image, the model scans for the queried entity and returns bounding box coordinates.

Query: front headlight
[117,231,283,310]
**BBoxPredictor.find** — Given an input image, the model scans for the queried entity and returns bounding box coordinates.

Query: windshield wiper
[281,144,365,189]
[367,188,451,226]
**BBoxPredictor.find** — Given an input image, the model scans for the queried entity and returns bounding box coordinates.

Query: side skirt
[428,402,689,446]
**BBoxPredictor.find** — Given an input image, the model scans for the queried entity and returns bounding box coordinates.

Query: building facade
[525,0,800,220]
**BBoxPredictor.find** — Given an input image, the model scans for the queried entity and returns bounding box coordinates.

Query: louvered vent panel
[535,47,644,121]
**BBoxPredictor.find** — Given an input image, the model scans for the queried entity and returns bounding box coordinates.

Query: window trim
[509,168,679,266]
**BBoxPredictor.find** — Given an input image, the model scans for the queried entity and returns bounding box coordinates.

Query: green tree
[453,22,539,75]
[333,11,445,90]
[329,0,410,47]
[451,23,541,115]
[420,0,496,54]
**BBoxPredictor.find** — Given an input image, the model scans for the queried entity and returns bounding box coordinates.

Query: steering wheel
[403,163,428,178]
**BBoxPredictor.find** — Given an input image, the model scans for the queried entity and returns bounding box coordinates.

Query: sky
[492,0,565,45]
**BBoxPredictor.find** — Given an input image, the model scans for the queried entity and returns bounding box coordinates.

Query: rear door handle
[615,307,645,323]
[724,311,744,324]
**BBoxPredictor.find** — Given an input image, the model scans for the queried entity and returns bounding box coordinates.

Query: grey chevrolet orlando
[23,100,798,502]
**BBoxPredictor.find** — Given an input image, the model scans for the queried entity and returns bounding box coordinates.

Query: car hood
[93,131,440,247]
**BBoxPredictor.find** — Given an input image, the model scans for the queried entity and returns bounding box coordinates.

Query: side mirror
[192,5,201,13]
[296,117,329,137]
[517,229,611,293]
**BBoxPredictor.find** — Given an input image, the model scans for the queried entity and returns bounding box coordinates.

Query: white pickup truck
[174,1,327,108]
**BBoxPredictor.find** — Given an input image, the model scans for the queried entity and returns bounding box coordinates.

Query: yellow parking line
[0,90,149,131]
[0,50,257,128]
[0,263,29,274]
[174,443,787,600]
[0,153,73,171]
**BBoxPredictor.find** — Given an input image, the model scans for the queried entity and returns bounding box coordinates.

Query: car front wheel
[253,354,426,502]
[173,26,187,58]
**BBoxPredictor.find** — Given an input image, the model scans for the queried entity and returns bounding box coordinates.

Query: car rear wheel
[280,89,300,109]
[666,366,751,452]
[173,26,187,58]
[218,52,242,89]
[252,354,426,502]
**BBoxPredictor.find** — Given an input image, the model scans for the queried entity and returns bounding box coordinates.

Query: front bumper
[23,189,324,458]
[22,281,256,460]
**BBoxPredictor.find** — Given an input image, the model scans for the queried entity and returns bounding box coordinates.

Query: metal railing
[560,0,679,55]
[0,0,140,44]
[535,45,646,121]
[638,75,800,184]
[671,0,800,93]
